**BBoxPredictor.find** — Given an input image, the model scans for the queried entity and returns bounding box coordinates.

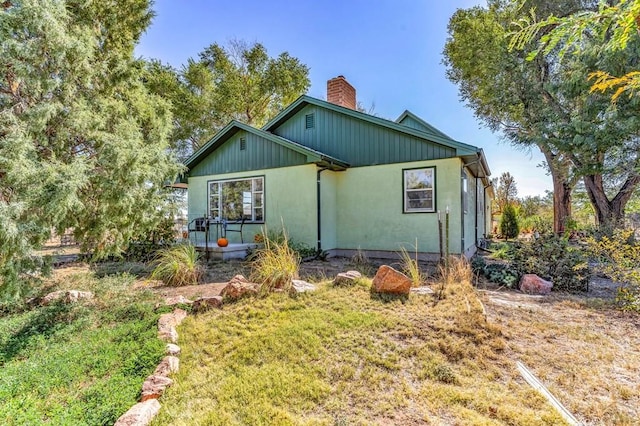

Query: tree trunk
[539,144,573,234]
[582,173,640,229]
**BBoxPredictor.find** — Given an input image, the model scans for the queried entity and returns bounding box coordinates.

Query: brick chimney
[327,76,356,110]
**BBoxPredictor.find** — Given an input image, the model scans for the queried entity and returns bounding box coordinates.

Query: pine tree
[0,0,181,299]
[500,204,520,239]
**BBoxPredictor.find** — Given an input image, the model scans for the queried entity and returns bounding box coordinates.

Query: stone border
[114,308,187,426]
[113,274,319,425]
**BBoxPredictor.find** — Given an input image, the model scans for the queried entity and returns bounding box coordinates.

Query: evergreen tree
[0,0,181,297]
[500,204,520,239]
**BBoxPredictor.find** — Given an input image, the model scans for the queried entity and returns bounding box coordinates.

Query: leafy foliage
[145,39,310,155]
[511,0,640,101]
[0,272,164,425]
[511,234,590,292]
[151,243,202,286]
[500,203,520,239]
[588,229,640,311]
[444,0,640,232]
[0,0,182,299]
[472,256,519,288]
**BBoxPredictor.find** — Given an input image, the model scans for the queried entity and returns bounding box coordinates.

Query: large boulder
[371,265,412,295]
[333,270,362,286]
[220,275,259,300]
[114,400,161,426]
[519,274,553,295]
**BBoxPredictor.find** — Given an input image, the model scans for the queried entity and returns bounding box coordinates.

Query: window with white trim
[403,167,435,213]
[462,170,468,214]
[208,177,264,222]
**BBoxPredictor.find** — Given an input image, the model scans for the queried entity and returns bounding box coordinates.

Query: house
[183,76,492,259]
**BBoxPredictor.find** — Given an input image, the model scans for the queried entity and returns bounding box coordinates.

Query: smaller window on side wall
[240,137,247,151]
[403,167,435,213]
[462,169,468,214]
[305,113,315,129]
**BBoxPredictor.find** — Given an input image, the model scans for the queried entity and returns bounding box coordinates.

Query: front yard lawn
[152,278,567,425]
[0,270,164,426]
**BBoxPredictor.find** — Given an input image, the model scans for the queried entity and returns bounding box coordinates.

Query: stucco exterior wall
[188,164,318,245]
[333,158,463,254]
[187,158,483,255]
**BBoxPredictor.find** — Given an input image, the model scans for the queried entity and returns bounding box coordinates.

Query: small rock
[40,290,94,306]
[66,290,93,303]
[333,270,362,286]
[192,296,223,312]
[519,274,553,295]
[221,275,259,300]
[140,374,174,401]
[114,399,161,426]
[154,356,179,376]
[165,343,181,356]
[163,295,193,306]
[371,265,412,295]
[410,286,434,295]
[291,279,316,293]
[172,308,188,325]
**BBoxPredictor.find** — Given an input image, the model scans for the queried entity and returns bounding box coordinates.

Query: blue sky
[136,0,552,197]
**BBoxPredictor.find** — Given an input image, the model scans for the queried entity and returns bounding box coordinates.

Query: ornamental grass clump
[151,243,202,286]
[250,228,300,293]
[399,242,425,286]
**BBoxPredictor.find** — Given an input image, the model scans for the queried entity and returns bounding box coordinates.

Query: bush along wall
[473,235,590,292]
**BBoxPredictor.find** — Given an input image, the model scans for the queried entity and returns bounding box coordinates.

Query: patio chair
[187,217,208,244]
[224,217,246,243]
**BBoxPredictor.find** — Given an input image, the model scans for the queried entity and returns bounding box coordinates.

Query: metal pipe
[316,167,328,253]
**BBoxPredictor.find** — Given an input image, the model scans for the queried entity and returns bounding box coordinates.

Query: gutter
[316,167,328,254]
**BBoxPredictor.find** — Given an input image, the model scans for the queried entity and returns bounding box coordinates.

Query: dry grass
[249,229,300,292]
[150,243,202,286]
[152,270,570,425]
[399,245,426,287]
[483,291,640,425]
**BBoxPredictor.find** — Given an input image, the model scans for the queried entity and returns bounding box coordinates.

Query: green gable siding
[398,114,438,135]
[272,106,456,167]
[189,130,309,177]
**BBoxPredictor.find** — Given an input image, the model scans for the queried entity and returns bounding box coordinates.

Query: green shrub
[250,228,300,292]
[150,243,202,286]
[500,204,520,239]
[588,229,640,311]
[511,234,589,292]
[471,256,519,288]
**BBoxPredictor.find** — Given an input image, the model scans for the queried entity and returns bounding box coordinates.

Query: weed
[351,247,374,276]
[150,243,202,286]
[399,241,425,287]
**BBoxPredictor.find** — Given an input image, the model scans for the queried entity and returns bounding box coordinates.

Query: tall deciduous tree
[492,172,519,214]
[145,39,310,156]
[444,0,640,232]
[0,0,181,296]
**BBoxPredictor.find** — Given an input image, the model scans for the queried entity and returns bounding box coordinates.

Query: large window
[208,176,264,222]
[403,167,435,213]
